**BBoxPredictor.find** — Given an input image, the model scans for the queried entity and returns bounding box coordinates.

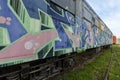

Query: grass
[109,45,120,80]
[55,45,120,80]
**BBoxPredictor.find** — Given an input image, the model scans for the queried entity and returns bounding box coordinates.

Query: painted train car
[113,36,116,44]
[0,0,113,79]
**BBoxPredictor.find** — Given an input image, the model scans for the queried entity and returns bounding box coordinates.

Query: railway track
[51,47,109,80]
[103,48,113,80]
[103,45,120,80]
[51,45,120,80]
[53,46,117,80]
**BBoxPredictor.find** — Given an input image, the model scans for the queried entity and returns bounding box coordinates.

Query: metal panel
[95,17,99,26]
[76,0,82,18]
[83,2,92,21]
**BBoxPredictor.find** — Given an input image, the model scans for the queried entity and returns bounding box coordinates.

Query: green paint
[61,23,74,34]
[30,18,41,34]
[0,27,10,46]
[36,39,55,56]
[55,48,73,56]
[0,39,55,67]
[8,0,32,33]
[0,1,59,66]
[39,10,55,29]
[77,49,86,54]
[43,44,53,58]
[0,56,37,67]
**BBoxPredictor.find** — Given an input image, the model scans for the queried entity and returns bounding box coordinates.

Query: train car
[113,36,116,44]
[82,1,113,48]
[0,0,113,79]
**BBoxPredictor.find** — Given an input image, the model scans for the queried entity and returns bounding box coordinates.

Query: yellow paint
[98,19,102,30]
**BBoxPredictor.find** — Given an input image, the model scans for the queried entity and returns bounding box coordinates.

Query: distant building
[117,38,120,44]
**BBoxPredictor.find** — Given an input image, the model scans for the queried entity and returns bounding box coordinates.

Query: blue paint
[79,22,91,49]
[53,20,72,49]
[23,0,73,49]
[22,0,48,19]
[92,26,98,46]
[46,2,73,49]
[76,17,82,49]
[0,0,27,42]
[47,5,69,24]
[65,12,76,34]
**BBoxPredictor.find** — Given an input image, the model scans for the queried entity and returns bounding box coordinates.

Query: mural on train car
[0,0,112,67]
[92,25,98,47]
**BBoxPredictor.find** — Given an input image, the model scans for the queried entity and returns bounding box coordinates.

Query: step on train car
[0,0,113,79]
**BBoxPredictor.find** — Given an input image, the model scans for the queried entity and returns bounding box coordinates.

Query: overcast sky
[86,0,120,38]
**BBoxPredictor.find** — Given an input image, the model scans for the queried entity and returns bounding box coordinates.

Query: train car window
[51,0,76,14]
[10,0,19,14]
[17,1,21,17]
[83,7,92,22]
[49,1,63,16]
[39,10,55,30]
[40,11,47,25]
[40,11,50,26]
[10,0,25,24]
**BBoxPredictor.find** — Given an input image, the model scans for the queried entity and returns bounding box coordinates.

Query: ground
[55,45,120,80]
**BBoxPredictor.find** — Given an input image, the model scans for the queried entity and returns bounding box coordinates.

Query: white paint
[59,39,62,42]
[24,41,33,50]
[65,6,68,10]
[35,43,39,47]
